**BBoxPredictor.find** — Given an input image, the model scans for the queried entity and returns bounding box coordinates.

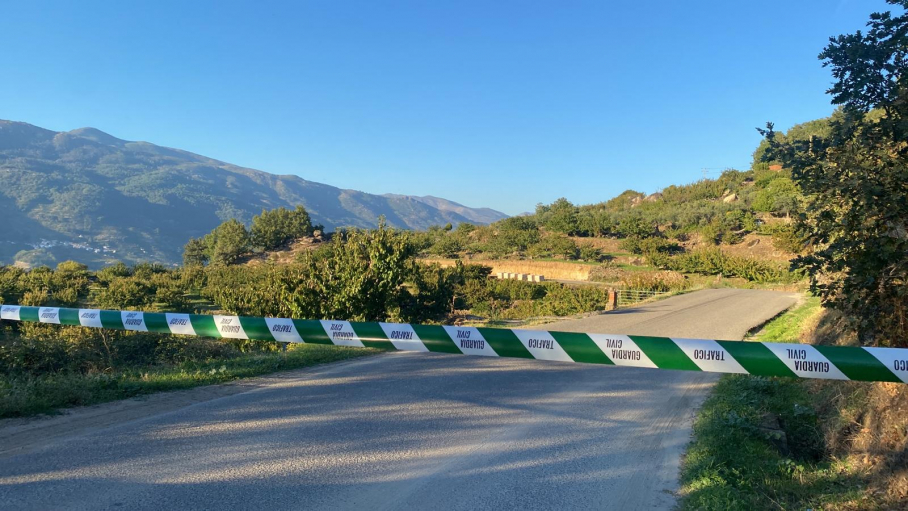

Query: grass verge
[747,295,821,342]
[678,297,877,510]
[0,344,380,419]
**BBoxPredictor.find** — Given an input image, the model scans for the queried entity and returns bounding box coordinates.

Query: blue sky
[0,0,891,215]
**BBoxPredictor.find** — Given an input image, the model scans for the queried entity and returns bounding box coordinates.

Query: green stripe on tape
[631,336,701,372]
[59,308,81,326]
[550,331,613,365]
[718,340,797,378]
[19,307,40,322]
[239,316,274,341]
[815,345,901,383]
[144,313,171,334]
[412,324,461,354]
[189,314,220,338]
[100,310,124,330]
[350,322,395,350]
[293,319,333,344]
[476,327,534,359]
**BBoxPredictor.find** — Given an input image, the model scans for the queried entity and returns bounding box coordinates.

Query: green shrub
[651,248,798,283]
[578,244,603,262]
[250,206,314,251]
[428,235,463,258]
[768,224,807,254]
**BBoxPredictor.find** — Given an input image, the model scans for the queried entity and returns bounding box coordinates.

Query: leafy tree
[546,235,580,260]
[769,224,808,254]
[406,262,465,322]
[95,277,155,310]
[283,219,417,321]
[617,217,655,238]
[429,235,463,258]
[578,244,603,262]
[183,237,209,267]
[0,267,24,303]
[699,221,723,246]
[752,117,836,168]
[545,198,580,235]
[55,261,88,274]
[485,216,541,257]
[204,219,251,265]
[759,0,908,346]
[96,262,132,283]
[51,261,90,306]
[576,207,614,237]
[250,206,313,251]
[752,177,800,217]
[455,222,475,236]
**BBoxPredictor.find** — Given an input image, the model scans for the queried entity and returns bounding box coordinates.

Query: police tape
[2,304,907,383]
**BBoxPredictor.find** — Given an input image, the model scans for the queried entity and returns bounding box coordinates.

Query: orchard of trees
[183,206,319,266]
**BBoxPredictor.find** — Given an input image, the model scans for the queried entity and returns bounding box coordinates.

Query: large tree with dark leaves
[760,0,908,347]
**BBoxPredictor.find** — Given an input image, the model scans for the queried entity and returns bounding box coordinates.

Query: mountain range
[0,120,507,267]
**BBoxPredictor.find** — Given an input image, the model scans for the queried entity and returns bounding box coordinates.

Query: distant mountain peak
[66,127,127,146]
[383,194,508,224]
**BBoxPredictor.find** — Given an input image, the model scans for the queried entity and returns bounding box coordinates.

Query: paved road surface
[0,288,798,510]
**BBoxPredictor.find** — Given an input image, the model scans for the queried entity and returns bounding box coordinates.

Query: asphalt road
[0,288,799,511]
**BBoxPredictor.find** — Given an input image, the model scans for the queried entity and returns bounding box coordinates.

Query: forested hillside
[0,120,506,267]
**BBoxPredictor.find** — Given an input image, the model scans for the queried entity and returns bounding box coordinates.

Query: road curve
[0,288,798,510]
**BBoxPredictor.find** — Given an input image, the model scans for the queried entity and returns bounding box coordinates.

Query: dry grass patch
[681,232,797,263]
[804,309,908,506]
[618,270,689,292]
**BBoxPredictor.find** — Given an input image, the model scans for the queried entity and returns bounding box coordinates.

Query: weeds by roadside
[678,375,871,510]
[678,297,896,509]
[0,343,379,419]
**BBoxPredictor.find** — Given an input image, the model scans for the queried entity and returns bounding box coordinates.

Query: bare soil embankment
[421,258,595,281]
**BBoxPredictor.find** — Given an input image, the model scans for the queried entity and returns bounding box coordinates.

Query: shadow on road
[0,353,715,510]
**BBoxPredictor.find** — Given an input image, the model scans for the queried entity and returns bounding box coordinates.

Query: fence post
[607,288,618,310]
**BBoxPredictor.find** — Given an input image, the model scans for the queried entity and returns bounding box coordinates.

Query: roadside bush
[1,322,240,377]
[155,336,239,363]
[492,282,612,319]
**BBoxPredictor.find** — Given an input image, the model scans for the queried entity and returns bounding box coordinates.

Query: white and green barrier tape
[2,304,907,383]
